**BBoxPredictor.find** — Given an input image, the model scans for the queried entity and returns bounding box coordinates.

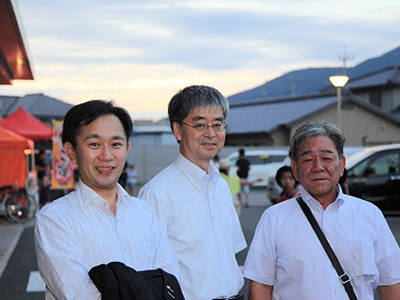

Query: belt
[212,295,244,300]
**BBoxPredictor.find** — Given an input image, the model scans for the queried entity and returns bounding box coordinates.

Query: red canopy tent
[0,126,34,188]
[0,107,52,140]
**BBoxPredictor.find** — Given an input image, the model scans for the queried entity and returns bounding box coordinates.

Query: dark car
[346,144,400,212]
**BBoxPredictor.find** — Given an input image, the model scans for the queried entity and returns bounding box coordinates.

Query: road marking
[26,271,45,292]
[0,225,24,280]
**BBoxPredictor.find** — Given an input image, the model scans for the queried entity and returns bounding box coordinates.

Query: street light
[329,75,349,128]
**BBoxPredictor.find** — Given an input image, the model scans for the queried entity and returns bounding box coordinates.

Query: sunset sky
[4,0,400,121]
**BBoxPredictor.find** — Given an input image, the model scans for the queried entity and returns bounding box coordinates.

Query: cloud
[6,0,400,120]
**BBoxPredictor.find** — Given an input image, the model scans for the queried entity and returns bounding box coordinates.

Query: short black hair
[62,100,133,148]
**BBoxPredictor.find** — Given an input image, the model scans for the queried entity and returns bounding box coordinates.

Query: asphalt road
[0,188,399,299]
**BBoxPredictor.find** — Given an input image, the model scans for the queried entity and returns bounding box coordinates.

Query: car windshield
[346,150,372,169]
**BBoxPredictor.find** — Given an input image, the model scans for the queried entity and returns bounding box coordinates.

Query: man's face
[173,105,225,171]
[291,135,345,203]
[64,114,130,196]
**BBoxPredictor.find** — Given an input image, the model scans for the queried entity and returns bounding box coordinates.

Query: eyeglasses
[181,121,228,132]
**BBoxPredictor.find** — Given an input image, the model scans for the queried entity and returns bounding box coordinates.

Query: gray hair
[168,85,229,131]
[289,121,345,161]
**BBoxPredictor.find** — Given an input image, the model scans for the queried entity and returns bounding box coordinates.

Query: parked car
[346,144,400,212]
[266,147,364,203]
[225,149,288,187]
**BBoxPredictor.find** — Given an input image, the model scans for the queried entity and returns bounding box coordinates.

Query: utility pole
[339,46,354,75]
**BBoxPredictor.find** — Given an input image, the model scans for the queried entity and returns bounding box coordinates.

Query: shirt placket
[114,203,130,262]
[203,175,230,294]
[317,204,345,299]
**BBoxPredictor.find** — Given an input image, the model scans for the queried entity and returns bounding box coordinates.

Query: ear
[290,159,299,182]
[64,142,77,164]
[172,121,182,142]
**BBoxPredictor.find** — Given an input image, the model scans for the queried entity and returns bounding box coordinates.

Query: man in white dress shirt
[35,100,179,299]
[139,85,247,300]
[243,120,400,300]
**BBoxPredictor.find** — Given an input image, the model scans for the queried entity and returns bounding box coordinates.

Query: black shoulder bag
[296,197,358,300]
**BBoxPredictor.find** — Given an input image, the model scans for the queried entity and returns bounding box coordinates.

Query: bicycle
[0,185,37,223]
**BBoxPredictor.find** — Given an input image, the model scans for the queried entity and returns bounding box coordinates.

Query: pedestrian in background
[236,148,251,208]
[274,165,300,204]
[219,158,242,216]
[118,161,128,188]
[243,120,400,300]
[35,149,50,207]
[35,100,179,299]
[220,158,262,216]
[139,85,246,300]
[126,164,138,196]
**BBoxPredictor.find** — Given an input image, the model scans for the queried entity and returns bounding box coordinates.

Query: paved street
[0,188,399,299]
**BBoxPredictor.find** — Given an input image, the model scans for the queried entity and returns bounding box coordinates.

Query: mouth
[311,177,328,182]
[203,142,216,146]
[96,166,114,174]
[201,139,218,147]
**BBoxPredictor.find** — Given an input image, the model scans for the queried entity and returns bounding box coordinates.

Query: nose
[312,158,324,171]
[99,145,114,161]
[204,125,217,137]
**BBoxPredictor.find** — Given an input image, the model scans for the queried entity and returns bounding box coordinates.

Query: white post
[337,87,342,128]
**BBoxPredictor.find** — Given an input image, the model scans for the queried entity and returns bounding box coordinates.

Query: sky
[4,0,400,121]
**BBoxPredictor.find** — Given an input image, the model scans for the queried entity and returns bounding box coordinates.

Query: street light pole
[336,86,342,128]
[329,75,349,128]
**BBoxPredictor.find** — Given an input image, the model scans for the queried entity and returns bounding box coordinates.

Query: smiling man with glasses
[139,85,246,300]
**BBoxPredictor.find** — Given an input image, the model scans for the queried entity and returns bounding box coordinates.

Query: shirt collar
[175,153,220,190]
[75,180,130,211]
[299,184,345,211]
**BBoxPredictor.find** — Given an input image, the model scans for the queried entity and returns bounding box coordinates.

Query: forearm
[240,178,262,186]
[35,218,100,299]
[248,280,273,300]
[378,283,400,300]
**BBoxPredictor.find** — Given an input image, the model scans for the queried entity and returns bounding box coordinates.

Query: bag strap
[296,196,358,300]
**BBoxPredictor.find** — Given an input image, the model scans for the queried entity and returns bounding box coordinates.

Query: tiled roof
[0,95,19,115]
[226,94,336,134]
[346,66,400,89]
[226,93,400,135]
[0,93,72,119]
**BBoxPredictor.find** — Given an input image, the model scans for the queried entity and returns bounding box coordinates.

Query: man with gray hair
[243,120,400,300]
[139,85,246,300]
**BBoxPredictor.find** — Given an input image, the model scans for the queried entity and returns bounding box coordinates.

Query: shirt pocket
[345,241,378,278]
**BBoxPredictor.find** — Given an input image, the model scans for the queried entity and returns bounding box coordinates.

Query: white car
[225,149,289,187]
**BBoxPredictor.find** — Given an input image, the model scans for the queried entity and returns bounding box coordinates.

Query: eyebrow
[300,149,335,157]
[192,116,224,122]
[83,134,126,141]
